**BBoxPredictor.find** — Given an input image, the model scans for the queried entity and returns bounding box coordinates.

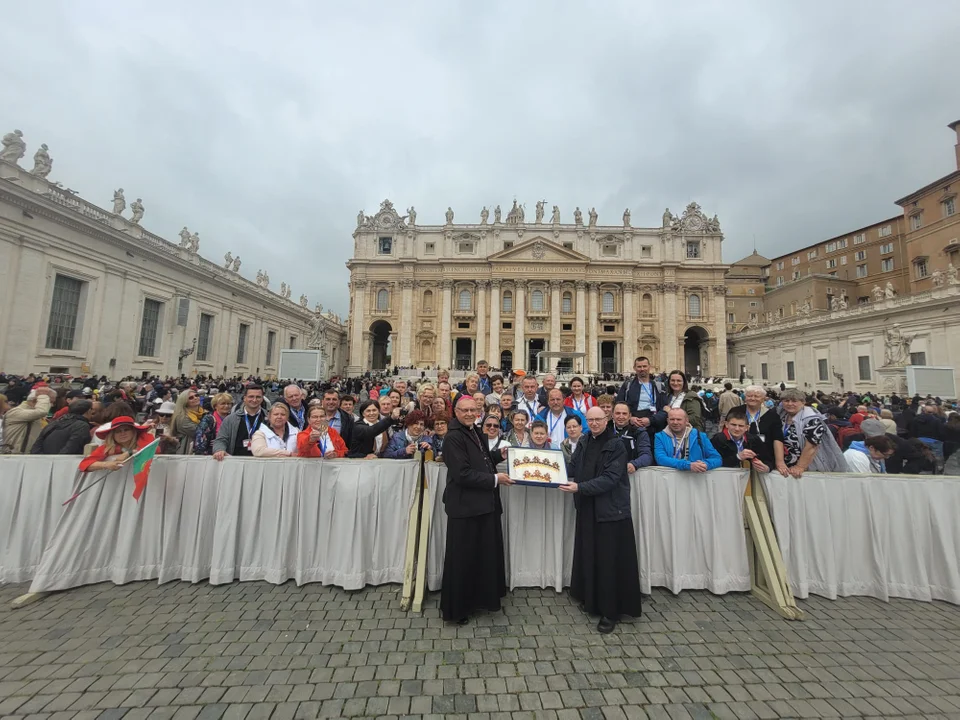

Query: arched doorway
[370,320,392,370]
[683,326,709,377]
[500,350,513,373]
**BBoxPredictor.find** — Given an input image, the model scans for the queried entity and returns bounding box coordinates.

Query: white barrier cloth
[19,457,418,593]
[426,465,751,595]
[765,472,960,604]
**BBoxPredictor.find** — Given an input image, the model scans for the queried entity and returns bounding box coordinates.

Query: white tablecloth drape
[425,465,751,595]
[765,472,960,604]
[18,457,417,593]
[0,457,79,584]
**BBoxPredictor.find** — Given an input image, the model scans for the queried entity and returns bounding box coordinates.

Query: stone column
[587,282,599,373]
[575,280,586,372]
[398,278,414,366]
[549,280,562,357]
[662,282,678,371]
[712,285,728,376]
[622,282,636,374]
[439,280,453,369]
[348,279,367,374]
[476,280,488,363]
[514,280,526,371]
[488,279,501,368]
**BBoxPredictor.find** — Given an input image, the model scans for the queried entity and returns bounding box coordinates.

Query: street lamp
[178,337,197,375]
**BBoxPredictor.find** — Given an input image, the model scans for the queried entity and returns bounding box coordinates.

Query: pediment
[489,237,590,263]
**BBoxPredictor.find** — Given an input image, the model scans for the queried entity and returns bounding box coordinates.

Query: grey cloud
[2,1,957,314]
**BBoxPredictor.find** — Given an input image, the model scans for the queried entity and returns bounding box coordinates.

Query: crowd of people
[2,360,958,633]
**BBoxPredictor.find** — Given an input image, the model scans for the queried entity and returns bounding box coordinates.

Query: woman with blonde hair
[169,389,206,454]
[79,416,157,473]
[194,392,234,456]
[251,403,299,457]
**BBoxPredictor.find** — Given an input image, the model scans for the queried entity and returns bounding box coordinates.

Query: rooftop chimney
[951,120,960,171]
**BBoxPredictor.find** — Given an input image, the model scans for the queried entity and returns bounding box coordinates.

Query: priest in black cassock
[561,406,643,633]
[440,396,514,624]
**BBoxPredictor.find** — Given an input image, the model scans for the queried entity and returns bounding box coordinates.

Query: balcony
[453,307,475,319]
[599,311,621,321]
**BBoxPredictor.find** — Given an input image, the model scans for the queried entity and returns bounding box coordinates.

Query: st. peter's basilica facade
[346,200,729,377]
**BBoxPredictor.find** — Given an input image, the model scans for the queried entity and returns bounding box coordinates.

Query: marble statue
[494,204,501,223]
[300,294,308,308]
[179,227,192,249]
[871,285,883,302]
[232,256,241,272]
[948,263,958,285]
[506,200,520,225]
[885,282,896,299]
[30,143,52,178]
[801,299,811,315]
[0,130,25,164]
[224,252,234,269]
[932,269,944,287]
[407,206,416,225]
[535,200,545,224]
[574,207,582,225]
[357,210,365,227]
[551,205,561,224]
[280,282,287,297]
[188,232,200,254]
[308,312,325,349]
[256,270,264,285]
[883,324,913,367]
[130,198,144,224]
[830,297,839,311]
[662,208,674,229]
[480,206,489,224]
[283,285,291,299]
[112,189,126,215]
[314,302,323,314]
[445,207,454,224]
[588,207,598,228]
[706,214,721,232]
[256,270,270,288]
[623,208,631,227]
[518,203,525,223]
[838,292,848,310]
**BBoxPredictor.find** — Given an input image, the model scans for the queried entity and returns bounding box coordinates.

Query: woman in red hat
[79,416,155,472]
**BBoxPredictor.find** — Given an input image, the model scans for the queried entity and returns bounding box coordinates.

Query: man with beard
[561,406,643,633]
[440,396,514,624]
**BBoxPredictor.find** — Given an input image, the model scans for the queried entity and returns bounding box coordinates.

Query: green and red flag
[130,438,161,501]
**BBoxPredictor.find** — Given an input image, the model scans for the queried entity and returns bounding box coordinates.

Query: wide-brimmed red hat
[95,416,149,439]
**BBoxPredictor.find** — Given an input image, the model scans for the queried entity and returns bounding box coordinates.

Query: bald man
[440,395,514,625]
[561,406,643,633]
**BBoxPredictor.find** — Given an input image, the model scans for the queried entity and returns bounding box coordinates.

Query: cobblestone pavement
[1,581,959,720]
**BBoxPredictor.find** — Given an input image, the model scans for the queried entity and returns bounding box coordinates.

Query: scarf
[213,411,227,434]
[187,407,206,425]
[661,425,693,459]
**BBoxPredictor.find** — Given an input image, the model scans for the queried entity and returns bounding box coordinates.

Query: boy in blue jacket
[654,407,722,472]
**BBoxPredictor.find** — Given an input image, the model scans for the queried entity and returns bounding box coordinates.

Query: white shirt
[519,396,540,419]
[545,410,567,448]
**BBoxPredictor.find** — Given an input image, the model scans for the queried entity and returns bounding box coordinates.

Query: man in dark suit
[440,396,514,624]
[615,356,667,436]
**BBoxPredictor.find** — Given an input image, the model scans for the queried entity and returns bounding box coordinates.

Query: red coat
[296,427,347,458]
[564,394,597,413]
[79,432,155,472]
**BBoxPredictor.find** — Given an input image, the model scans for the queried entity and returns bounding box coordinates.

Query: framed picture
[506,447,569,487]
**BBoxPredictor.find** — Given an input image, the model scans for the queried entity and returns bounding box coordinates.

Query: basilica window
[688,294,701,317]
[531,289,545,311]
[602,292,614,313]
[502,290,513,312]
[458,289,472,311]
[422,289,433,312]
[378,237,392,254]
[561,292,572,313]
[686,241,701,259]
[641,293,653,315]
[376,288,389,312]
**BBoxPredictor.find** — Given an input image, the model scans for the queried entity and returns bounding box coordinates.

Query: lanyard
[524,399,538,417]
[572,396,585,413]
[317,433,328,455]
[291,405,304,427]
[637,381,653,409]
[747,409,760,428]
[734,436,744,453]
[548,412,564,438]
[244,412,261,437]
[673,428,690,459]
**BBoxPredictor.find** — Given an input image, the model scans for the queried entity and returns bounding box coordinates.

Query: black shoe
[456,617,469,625]
[597,617,616,634]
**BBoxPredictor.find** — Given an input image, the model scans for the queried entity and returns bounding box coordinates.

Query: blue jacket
[535,407,586,434]
[654,428,722,471]
[383,430,431,459]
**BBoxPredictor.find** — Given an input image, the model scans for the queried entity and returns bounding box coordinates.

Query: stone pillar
[622,282,636,374]
[587,282,599,373]
[476,280,488,364]
[575,280,586,373]
[439,280,452,370]
[488,279,501,368]
[712,285,728,376]
[348,279,367,374]
[514,280,526,371]
[662,282,678,371]
[398,278,414,366]
[549,280,562,357]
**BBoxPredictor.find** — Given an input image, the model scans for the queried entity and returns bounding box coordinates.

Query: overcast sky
[3,1,958,315]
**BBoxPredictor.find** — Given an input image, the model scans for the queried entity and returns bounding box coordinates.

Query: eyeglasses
[484,423,499,428]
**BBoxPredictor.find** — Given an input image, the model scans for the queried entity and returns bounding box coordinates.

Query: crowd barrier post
[400,450,432,613]
[743,467,805,620]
